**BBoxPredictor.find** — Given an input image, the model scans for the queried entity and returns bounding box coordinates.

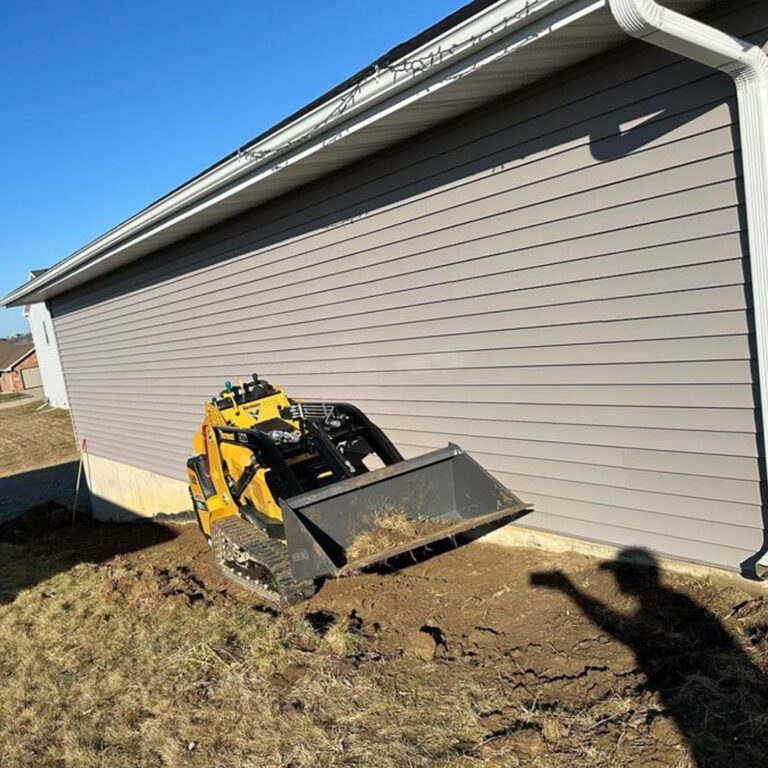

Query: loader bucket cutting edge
[280,444,532,581]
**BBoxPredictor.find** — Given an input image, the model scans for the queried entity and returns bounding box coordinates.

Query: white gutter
[608,0,768,578]
[3,0,578,307]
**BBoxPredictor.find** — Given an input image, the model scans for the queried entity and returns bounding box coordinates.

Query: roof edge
[3,0,589,307]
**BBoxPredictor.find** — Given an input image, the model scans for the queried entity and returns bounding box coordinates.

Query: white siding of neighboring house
[25,300,69,407]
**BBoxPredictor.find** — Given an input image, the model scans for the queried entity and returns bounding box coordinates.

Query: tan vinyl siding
[52,0,767,571]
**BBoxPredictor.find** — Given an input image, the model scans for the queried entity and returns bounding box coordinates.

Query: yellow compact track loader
[187,373,531,605]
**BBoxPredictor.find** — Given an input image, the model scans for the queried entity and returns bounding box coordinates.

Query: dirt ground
[1,406,766,766]
[0,391,27,403]
[0,506,766,768]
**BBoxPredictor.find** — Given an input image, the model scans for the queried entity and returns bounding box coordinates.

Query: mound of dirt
[0,501,74,543]
[99,561,229,610]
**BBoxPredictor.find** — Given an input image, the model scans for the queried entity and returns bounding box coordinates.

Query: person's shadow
[531,548,768,767]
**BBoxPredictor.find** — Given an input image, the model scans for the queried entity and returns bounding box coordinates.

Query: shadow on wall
[589,13,768,581]
[0,463,183,605]
[532,548,768,768]
[738,112,768,579]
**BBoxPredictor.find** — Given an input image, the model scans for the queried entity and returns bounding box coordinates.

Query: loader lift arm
[216,399,405,498]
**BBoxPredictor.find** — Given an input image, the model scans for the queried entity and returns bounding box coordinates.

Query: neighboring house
[0,342,38,393]
[3,0,768,575]
[22,270,69,408]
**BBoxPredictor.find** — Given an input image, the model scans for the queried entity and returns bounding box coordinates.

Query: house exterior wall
[1,351,38,392]
[49,1,768,571]
[26,300,69,407]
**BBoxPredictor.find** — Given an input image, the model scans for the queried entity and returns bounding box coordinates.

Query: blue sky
[0,0,464,336]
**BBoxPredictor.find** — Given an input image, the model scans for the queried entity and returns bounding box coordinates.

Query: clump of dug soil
[99,561,228,609]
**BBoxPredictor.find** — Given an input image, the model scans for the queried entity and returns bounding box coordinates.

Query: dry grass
[0,403,78,477]
[346,507,448,560]
[0,392,27,402]
[1,525,767,768]
[0,547,490,768]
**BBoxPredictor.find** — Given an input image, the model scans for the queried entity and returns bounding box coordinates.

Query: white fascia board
[3,0,600,307]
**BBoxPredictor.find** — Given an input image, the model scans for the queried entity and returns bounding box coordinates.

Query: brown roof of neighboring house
[0,341,34,371]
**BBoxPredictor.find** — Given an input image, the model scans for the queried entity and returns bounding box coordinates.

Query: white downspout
[607,0,768,578]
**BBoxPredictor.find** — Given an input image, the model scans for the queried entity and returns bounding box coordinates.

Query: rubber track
[212,516,316,606]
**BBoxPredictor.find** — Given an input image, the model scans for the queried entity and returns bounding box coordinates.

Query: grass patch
[0,546,487,768]
[0,391,27,402]
[346,508,450,561]
[0,405,78,478]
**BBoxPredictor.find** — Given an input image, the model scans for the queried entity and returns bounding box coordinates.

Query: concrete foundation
[84,453,191,520]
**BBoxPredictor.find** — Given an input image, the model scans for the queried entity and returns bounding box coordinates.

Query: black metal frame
[323,401,403,465]
[216,426,304,498]
[213,399,404,508]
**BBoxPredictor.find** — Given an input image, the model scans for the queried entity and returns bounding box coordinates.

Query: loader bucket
[280,444,532,581]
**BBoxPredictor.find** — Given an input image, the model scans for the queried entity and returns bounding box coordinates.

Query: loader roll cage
[214,401,405,506]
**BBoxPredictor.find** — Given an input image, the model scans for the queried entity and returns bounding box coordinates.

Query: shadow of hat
[599,547,659,572]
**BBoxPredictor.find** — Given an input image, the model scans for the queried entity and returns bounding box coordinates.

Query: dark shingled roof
[0,341,34,371]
